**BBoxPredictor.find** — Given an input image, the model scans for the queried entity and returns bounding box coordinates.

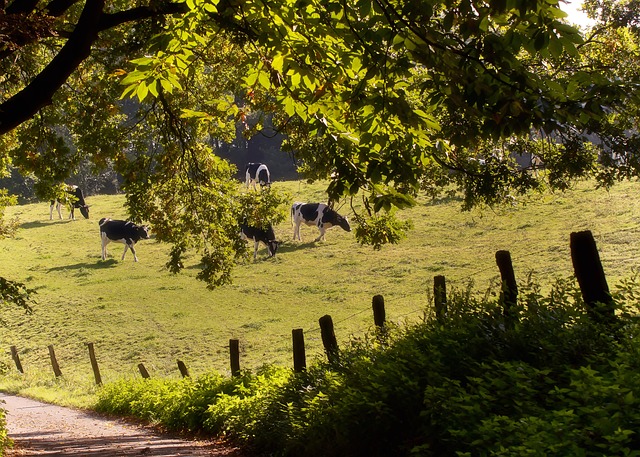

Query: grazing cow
[99,218,150,262]
[50,185,90,220]
[291,202,351,242]
[245,163,271,190]
[240,222,280,260]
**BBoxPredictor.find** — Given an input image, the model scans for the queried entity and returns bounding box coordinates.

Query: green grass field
[1,179,639,406]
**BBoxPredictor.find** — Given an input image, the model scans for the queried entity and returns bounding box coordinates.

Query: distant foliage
[96,277,640,456]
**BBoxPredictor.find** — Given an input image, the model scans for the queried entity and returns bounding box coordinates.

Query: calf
[99,218,150,262]
[240,223,280,260]
[245,163,271,190]
[50,185,89,220]
[291,202,351,242]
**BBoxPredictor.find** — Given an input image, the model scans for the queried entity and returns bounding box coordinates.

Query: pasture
[1,179,640,406]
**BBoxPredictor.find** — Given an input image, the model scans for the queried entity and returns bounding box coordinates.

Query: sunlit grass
[1,178,640,407]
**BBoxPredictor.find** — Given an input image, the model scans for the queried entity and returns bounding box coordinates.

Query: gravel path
[0,393,245,456]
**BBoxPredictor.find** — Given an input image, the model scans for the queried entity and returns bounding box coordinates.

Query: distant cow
[240,222,280,260]
[50,185,89,220]
[291,202,351,242]
[99,218,150,262]
[245,163,271,190]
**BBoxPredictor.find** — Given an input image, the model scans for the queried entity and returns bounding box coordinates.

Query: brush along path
[1,393,244,456]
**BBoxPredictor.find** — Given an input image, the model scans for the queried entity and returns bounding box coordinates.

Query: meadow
[1,178,639,406]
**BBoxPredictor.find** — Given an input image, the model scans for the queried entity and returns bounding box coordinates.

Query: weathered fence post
[48,345,62,377]
[86,342,102,385]
[138,363,150,379]
[433,275,447,321]
[10,346,23,373]
[496,250,518,324]
[319,314,339,363]
[372,295,386,328]
[292,329,306,373]
[570,230,616,325]
[177,359,190,378]
[229,339,240,377]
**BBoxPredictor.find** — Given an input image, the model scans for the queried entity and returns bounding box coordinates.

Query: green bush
[0,406,12,455]
[95,277,640,456]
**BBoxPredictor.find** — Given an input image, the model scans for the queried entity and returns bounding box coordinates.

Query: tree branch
[0,0,104,135]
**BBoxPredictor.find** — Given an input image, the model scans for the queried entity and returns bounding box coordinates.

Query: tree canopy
[0,0,639,288]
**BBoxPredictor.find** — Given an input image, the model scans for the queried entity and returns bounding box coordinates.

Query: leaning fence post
[229,339,240,376]
[434,275,447,321]
[138,363,150,379]
[570,230,616,325]
[48,345,62,377]
[319,315,339,363]
[372,295,386,328]
[292,329,306,373]
[10,346,23,373]
[496,250,518,324]
[86,342,102,385]
[177,359,190,378]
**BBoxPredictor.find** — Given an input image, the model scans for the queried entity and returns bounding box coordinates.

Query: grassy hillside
[1,179,639,406]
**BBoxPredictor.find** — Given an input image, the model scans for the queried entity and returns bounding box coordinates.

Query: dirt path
[0,393,245,456]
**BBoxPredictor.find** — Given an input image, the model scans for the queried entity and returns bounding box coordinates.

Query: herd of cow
[48,163,351,262]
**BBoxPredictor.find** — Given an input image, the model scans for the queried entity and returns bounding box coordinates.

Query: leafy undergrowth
[95,276,640,456]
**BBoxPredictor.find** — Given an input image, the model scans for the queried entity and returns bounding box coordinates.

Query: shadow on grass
[20,220,77,229]
[47,259,119,272]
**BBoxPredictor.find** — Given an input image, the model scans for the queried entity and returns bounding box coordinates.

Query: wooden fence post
[229,339,240,376]
[10,346,23,373]
[138,363,150,379]
[177,359,190,378]
[319,314,339,363]
[372,295,386,328]
[292,329,306,373]
[48,345,62,377]
[433,275,447,321]
[570,230,616,325]
[86,342,102,385]
[496,250,518,323]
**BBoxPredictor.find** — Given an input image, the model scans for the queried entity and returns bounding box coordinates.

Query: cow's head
[139,225,151,239]
[267,240,281,257]
[79,205,90,219]
[338,216,351,232]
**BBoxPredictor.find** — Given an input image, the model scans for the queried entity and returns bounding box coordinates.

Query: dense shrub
[96,277,640,456]
[0,406,11,455]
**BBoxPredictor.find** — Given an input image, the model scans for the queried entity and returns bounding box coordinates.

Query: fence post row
[48,345,62,378]
[319,314,339,364]
[433,275,447,321]
[570,230,616,326]
[6,231,621,378]
[495,250,518,324]
[292,329,306,373]
[229,339,240,377]
[86,342,102,385]
[10,346,23,374]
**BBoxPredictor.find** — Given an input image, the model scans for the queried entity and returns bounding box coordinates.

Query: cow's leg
[314,226,326,242]
[49,201,55,220]
[101,236,109,260]
[253,240,260,260]
[126,241,139,262]
[294,221,302,241]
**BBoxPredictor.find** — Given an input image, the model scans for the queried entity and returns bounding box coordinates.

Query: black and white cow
[50,185,90,220]
[240,223,280,260]
[291,202,351,242]
[99,218,150,262]
[245,163,271,190]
